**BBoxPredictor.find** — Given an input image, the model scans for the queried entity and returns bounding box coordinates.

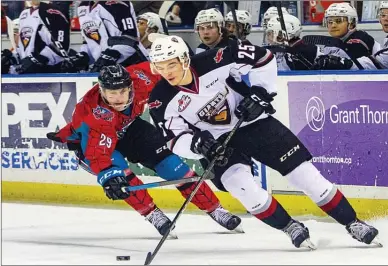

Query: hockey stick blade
[121,175,213,192]
[143,117,245,265]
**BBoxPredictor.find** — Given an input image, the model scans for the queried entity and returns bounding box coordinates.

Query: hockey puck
[116,256,131,261]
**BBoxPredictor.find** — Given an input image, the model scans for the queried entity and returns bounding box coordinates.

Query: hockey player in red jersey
[46,62,242,236]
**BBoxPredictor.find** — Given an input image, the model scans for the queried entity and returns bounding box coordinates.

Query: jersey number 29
[99,133,112,148]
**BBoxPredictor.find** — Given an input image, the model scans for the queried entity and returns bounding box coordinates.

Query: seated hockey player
[148,35,381,249]
[73,1,149,73]
[260,6,289,45]
[265,14,322,70]
[315,2,388,70]
[137,12,165,51]
[46,62,242,237]
[194,8,232,54]
[224,10,252,41]
[261,6,289,30]
[3,0,70,74]
[136,13,195,56]
[322,2,381,60]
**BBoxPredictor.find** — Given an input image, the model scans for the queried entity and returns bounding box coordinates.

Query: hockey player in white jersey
[353,1,388,69]
[224,10,252,41]
[264,14,324,70]
[137,12,165,51]
[148,35,381,249]
[261,6,288,30]
[73,1,148,73]
[322,2,380,60]
[2,0,70,74]
[315,2,388,70]
[195,8,232,54]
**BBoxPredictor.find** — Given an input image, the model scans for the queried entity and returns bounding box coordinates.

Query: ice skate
[283,220,316,250]
[146,207,178,239]
[346,219,382,247]
[208,205,244,233]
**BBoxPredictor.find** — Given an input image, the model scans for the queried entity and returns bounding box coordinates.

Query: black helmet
[98,64,132,90]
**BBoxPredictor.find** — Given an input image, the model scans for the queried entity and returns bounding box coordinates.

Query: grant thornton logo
[306,96,325,132]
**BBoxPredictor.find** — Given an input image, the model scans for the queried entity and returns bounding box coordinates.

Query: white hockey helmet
[195,8,224,29]
[266,14,302,43]
[324,2,358,27]
[262,6,289,29]
[149,35,189,64]
[380,1,388,9]
[225,10,252,36]
[137,12,164,34]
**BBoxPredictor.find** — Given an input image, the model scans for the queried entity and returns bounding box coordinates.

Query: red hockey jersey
[55,62,161,174]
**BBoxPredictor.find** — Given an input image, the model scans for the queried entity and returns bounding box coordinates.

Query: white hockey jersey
[77,1,148,64]
[17,4,70,65]
[356,35,388,69]
[149,42,277,159]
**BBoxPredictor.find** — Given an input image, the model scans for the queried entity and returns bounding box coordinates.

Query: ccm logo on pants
[280,145,300,162]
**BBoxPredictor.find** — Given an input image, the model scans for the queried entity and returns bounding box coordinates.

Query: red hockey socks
[176,170,220,213]
[318,188,356,225]
[253,195,292,230]
[124,173,156,216]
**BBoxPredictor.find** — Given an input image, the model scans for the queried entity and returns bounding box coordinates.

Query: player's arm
[227,42,279,122]
[71,103,118,175]
[38,4,70,65]
[98,2,141,63]
[148,88,203,160]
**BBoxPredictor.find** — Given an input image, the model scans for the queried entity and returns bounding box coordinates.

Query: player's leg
[77,149,171,236]
[206,149,310,248]
[247,116,379,245]
[117,117,242,231]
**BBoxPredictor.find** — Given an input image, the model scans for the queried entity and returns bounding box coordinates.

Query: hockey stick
[301,35,365,70]
[224,1,241,40]
[121,175,214,192]
[6,16,17,51]
[276,2,289,46]
[275,2,313,70]
[144,116,245,265]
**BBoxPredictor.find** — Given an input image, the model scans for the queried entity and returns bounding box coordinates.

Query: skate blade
[232,224,245,234]
[371,237,383,247]
[167,230,178,240]
[300,238,317,250]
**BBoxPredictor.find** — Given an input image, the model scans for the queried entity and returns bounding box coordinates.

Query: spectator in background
[132,1,162,15]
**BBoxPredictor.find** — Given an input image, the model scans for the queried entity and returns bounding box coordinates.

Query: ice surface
[2,203,387,265]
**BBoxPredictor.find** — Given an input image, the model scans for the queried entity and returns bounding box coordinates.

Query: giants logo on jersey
[82,21,101,43]
[196,88,231,125]
[93,106,114,121]
[20,27,33,49]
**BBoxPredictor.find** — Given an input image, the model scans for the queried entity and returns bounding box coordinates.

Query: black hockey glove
[46,131,81,151]
[1,49,19,74]
[61,52,90,73]
[235,86,277,122]
[97,167,130,200]
[90,49,121,73]
[17,53,49,74]
[313,54,354,70]
[190,131,232,167]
